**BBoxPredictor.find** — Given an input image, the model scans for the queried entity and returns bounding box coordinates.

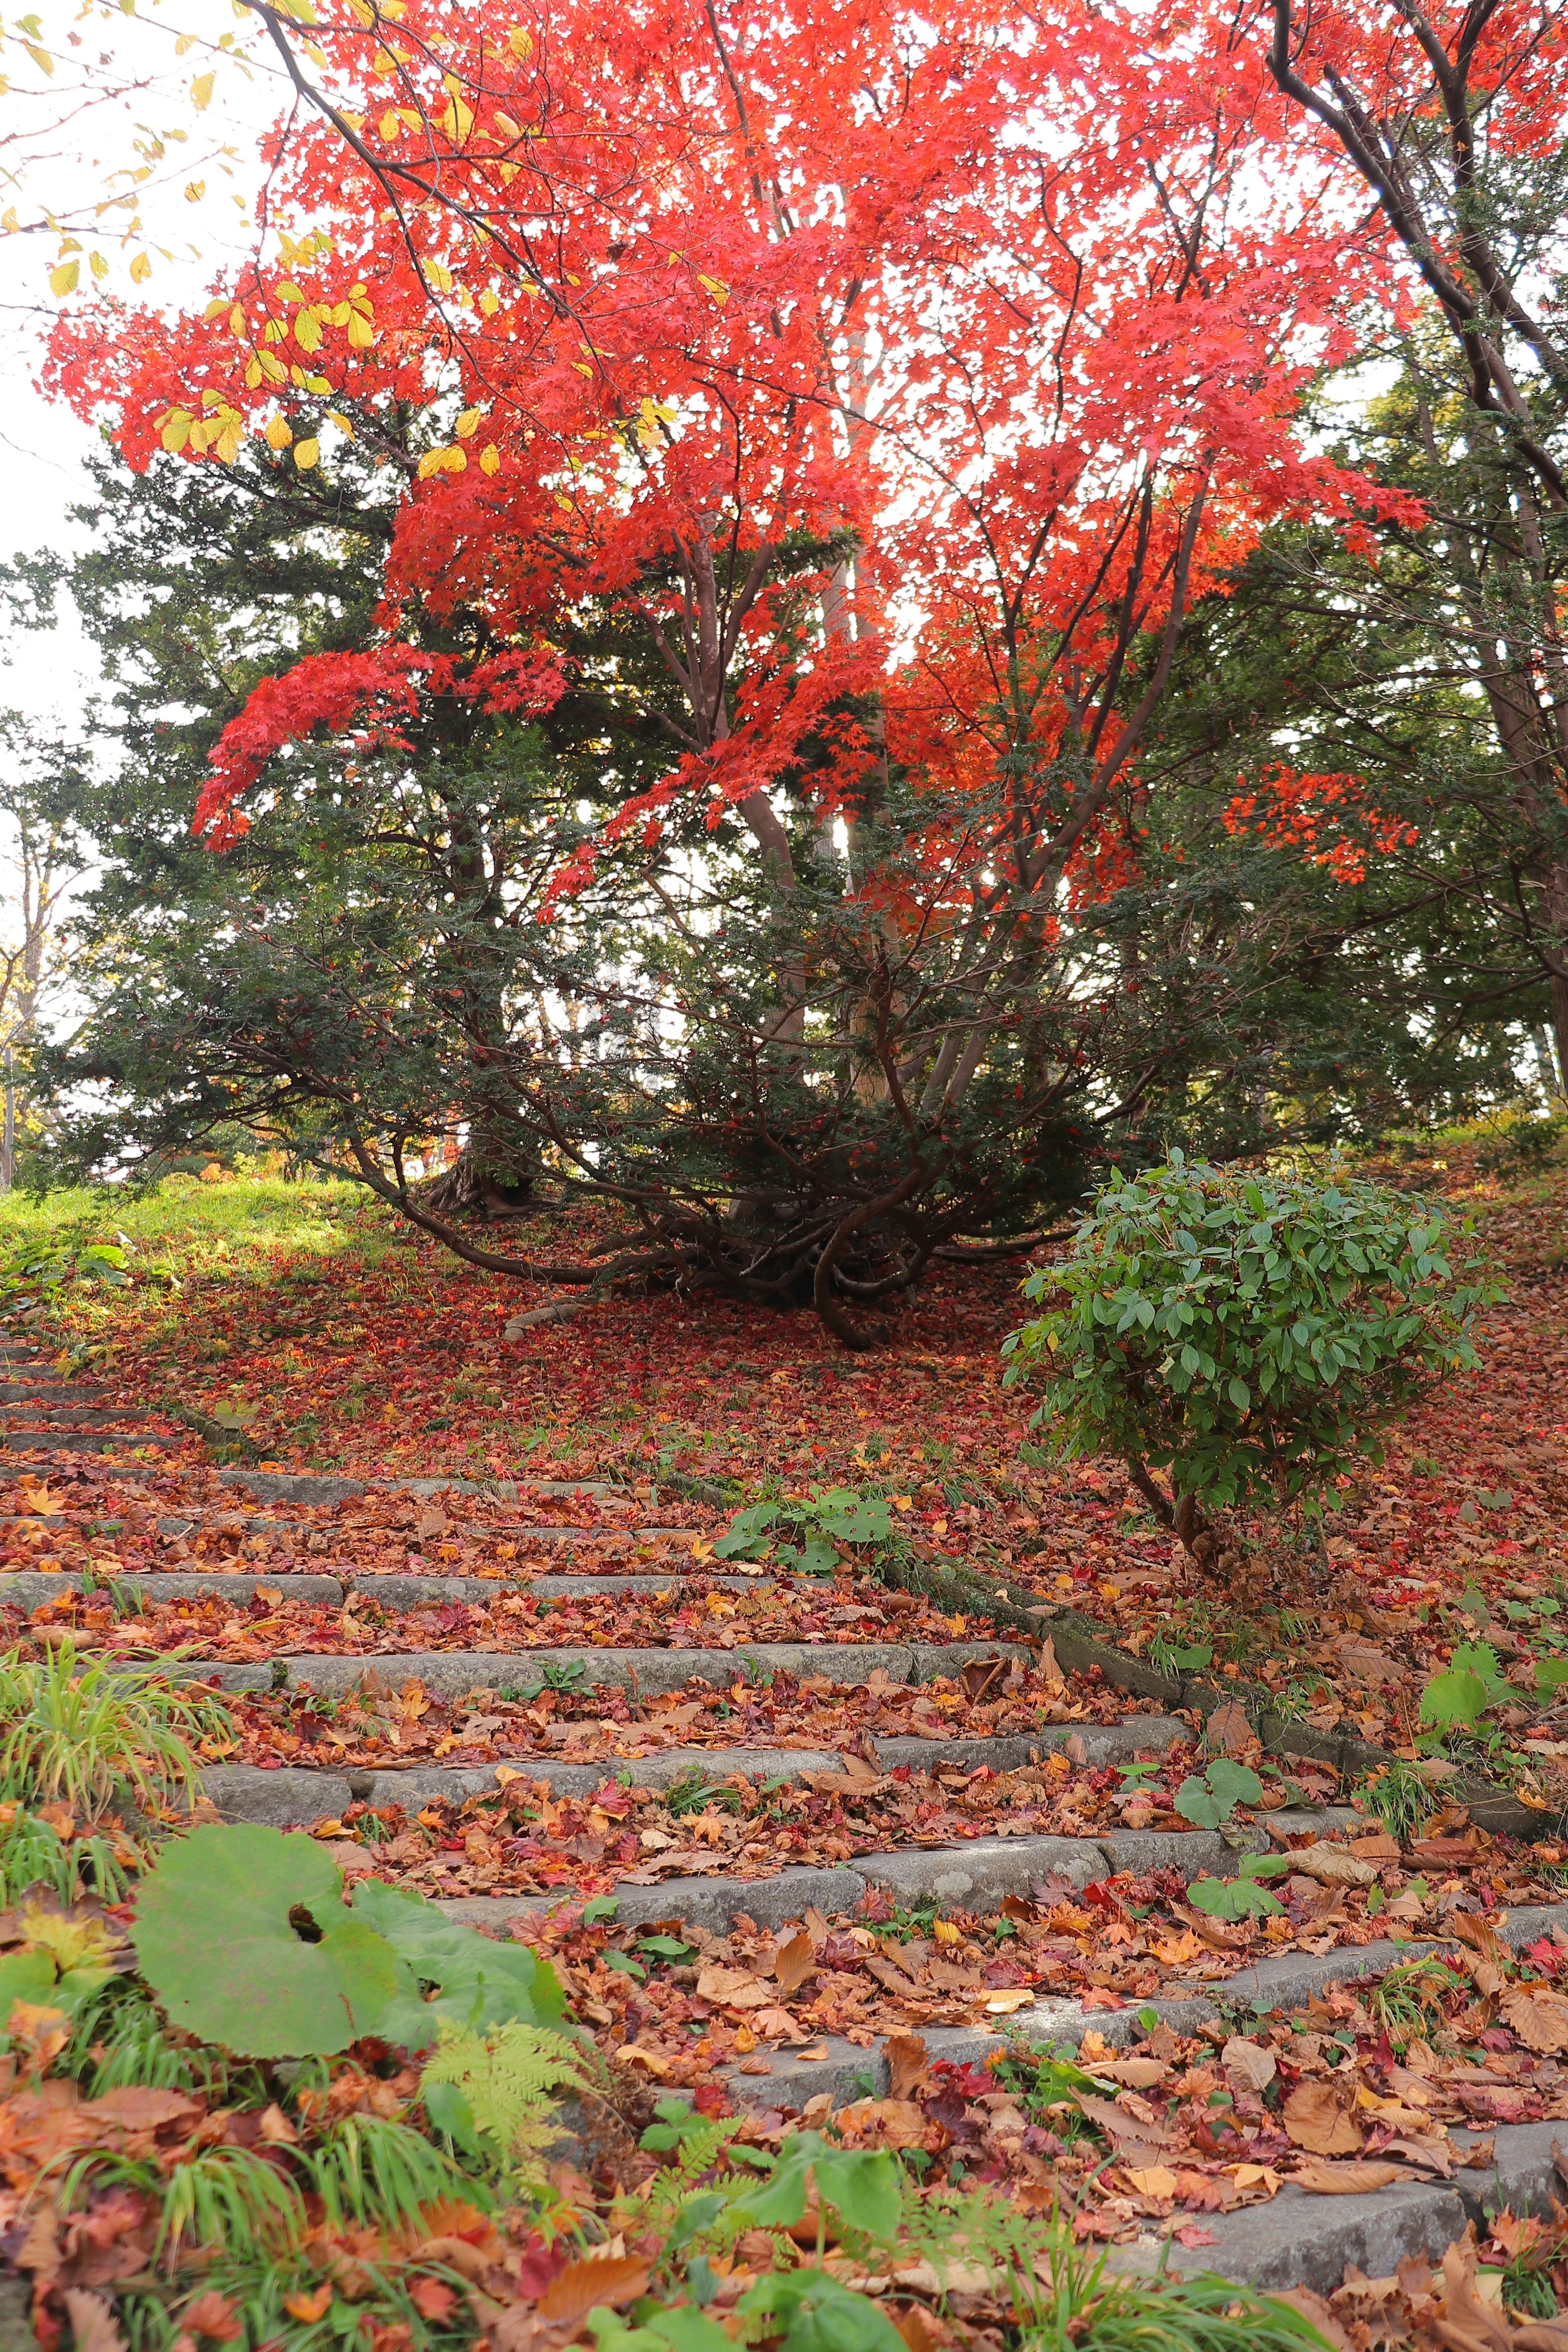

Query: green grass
[0,1172,390,1297]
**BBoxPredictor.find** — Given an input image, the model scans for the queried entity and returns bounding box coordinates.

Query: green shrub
[1003,1154,1498,1580]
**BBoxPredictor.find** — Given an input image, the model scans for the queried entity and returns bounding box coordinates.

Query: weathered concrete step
[199,1718,1192,1818]
[715,1901,1568,2154]
[217,1468,622,1507]
[0,1567,761,1608]
[434,1809,1342,1942]
[0,1429,171,1453]
[0,1570,348,1608]
[154,1529,701,1557]
[270,1640,1033,1702]
[0,1408,148,1429]
[0,1383,108,1403]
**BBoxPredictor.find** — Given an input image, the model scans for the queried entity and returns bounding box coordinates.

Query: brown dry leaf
[885,2033,929,2100]
[1348,1831,1401,1863]
[61,2291,128,2352]
[752,2005,813,2042]
[1437,2241,1510,2352]
[695,1963,770,2010]
[1073,2092,1171,2152]
[892,2258,997,2297]
[1283,2081,1361,2155]
[895,2313,942,2352]
[774,1933,816,1995]
[537,2254,651,2325]
[846,2098,929,2149]
[1096,2058,1170,2089]
[85,2086,201,2132]
[1265,2288,1357,2352]
[1207,1700,1253,1755]
[283,2286,334,2325]
[1500,1985,1568,2055]
[1286,1842,1377,1887]
[1511,2329,1568,2352]
[1220,2037,1277,2094]
[1291,2158,1409,2195]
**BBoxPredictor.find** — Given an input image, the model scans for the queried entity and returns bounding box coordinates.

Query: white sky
[0,0,281,726]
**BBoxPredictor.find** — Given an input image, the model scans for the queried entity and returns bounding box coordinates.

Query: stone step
[0,1409,157,1429]
[0,1570,350,1608]
[0,1567,799,1609]
[704,1902,1568,2148]
[433,1808,1345,1941]
[0,1383,109,1404]
[0,1430,172,1454]
[198,1717,1191,1817]
[217,1468,622,1507]
[261,1639,1037,1702]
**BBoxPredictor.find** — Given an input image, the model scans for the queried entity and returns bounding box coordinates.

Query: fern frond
[422,2021,593,2188]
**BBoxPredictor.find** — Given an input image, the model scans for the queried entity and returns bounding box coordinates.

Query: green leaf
[1419,1667,1490,1732]
[347,1876,566,2052]
[422,2077,483,2156]
[638,1935,695,1960]
[1227,1376,1251,1411]
[1205,1759,1264,1810]
[1238,1851,1289,1880]
[813,2148,903,2239]
[1173,1776,1225,1830]
[0,1947,60,2025]
[737,2270,909,2352]
[1186,1875,1283,1921]
[582,1895,620,1925]
[134,1823,399,2058]
[647,2311,735,2352]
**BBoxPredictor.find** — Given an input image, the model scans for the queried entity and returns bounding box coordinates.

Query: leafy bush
[713,1487,900,1577]
[1004,1153,1498,1579]
[0,1218,129,1309]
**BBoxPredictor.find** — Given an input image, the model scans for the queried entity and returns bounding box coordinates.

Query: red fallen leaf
[1172,2225,1221,2248]
[513,2234,571,2300]
[181,2292,242,2343]
[408,2281,457,2322]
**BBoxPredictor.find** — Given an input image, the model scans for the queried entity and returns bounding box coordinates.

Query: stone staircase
[9,1330,1557,2139]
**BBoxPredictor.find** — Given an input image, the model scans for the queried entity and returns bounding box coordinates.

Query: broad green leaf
[1419,1666,1489,1732]
[347,1876,565,2051]
[737,2270,909,2352]
[134,1823,399,2058]
[1186,1875,1283,1920]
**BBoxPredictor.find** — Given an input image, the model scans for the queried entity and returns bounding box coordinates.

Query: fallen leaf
[1291,2158,1410,2195]
[1438,2241,1510,2352]
[773,1932,816,1995]
[982,1989,1037,2014]
[86,2086,201,2132]
[409,2281,458,2322]
[1285,1843,1377,1887]
[1265,2288,1357,2352]
[885,2033,929,2100]
[1283,2080,1361,2155]
[1207,1700,1253,1754]
[182,2290,243,2343]
[61,2292,127,2352]
[1123,2165,1180,2198]
[695,1963,770,2010]
[1096,2058,1169,2089]
[892,2259,997,2296]
[537,2254,651,2325]
[283,2286,334,2324]
[1221,2036,1277,2094]
[1500,1985,1568,2055]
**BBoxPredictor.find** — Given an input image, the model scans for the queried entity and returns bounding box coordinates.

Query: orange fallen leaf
[537,2253,650,2325]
